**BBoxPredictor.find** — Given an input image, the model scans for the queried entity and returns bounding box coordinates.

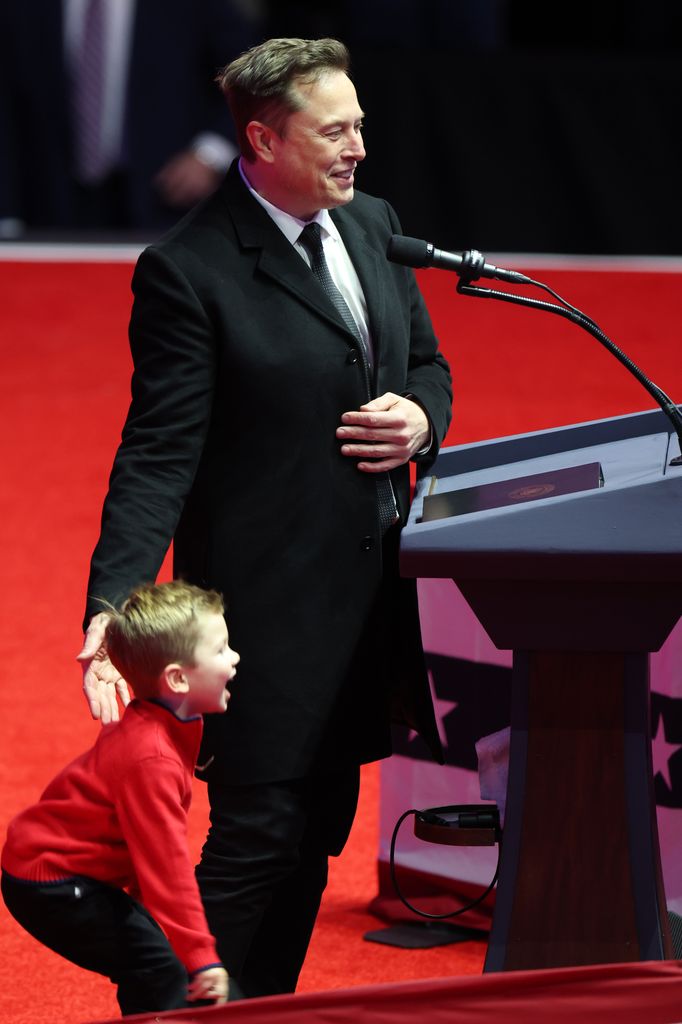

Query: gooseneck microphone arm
[456,280,682,467]
[386,234,682,467]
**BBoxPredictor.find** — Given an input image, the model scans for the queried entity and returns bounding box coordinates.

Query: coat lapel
[217,166,365,347]
[332,206,389,385]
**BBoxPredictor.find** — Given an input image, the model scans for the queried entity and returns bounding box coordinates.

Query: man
[79,37,452,999]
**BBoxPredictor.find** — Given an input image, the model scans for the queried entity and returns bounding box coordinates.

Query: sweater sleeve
[114,755,221,976]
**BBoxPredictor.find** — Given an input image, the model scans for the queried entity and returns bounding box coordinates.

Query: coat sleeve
[85,245,216,624]
[383,200,453,465]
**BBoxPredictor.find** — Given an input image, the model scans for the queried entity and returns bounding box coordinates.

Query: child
[1,580,239,1015]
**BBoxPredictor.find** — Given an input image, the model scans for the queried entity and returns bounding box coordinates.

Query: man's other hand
[337,392,430,472]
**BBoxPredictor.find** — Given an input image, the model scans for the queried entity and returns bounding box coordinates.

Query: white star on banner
[652,711,681,793]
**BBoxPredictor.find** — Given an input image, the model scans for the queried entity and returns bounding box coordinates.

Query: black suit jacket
[0,0,253,229]
[86,163,453,784]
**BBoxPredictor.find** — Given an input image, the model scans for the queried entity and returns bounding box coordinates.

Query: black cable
[521,273,593,322]
[389,809,501,920]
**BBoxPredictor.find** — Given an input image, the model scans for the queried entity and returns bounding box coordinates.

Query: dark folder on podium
[421,461,604,522]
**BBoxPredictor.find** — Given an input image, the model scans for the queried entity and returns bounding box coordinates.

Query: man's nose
[346,131,365,161]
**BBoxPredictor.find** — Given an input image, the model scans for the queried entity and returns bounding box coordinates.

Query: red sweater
[2,699,221,976]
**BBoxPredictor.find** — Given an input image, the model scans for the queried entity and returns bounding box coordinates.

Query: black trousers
[1,872,188,1015]
[196,763,360,999]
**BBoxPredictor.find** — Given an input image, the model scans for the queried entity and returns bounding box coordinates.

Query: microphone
[387,234,532,285]
[395,232,682,464]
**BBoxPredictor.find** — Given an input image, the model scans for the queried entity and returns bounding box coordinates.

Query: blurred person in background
[0,0,259,237]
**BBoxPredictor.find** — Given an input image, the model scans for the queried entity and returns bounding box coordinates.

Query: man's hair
[216,37,350,161]
[104,581,224,698]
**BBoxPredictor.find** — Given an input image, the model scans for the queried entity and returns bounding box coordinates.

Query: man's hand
[188,966,229,1004]
[77,612,131,724]
[336,392,430,472]
[154,151,222,208]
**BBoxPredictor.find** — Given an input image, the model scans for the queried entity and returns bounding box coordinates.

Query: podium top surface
[401,408,682,583]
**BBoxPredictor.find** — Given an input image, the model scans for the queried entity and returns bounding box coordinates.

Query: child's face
[183,612,240,715]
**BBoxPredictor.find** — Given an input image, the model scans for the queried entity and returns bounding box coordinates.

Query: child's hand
[188,966,229,1004]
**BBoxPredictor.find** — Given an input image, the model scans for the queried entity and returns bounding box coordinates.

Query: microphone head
[386,234,431,269]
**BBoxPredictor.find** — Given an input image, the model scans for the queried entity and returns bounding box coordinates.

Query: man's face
[266,70,366,220]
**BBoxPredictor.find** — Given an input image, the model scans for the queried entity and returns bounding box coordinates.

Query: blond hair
[104,581,224,698]
[216,37,350,161]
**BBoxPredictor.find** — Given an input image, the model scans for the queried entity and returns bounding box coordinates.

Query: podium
[400,408,682,972]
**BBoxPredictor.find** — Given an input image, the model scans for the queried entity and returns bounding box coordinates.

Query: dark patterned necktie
[299,222,398,531]
[299,222,373,372]
[71,0,107,183]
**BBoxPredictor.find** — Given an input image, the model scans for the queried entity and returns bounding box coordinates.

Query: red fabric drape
[88,960,682,1024]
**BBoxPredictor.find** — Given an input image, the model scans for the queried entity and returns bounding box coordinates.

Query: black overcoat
[86,163,453,784]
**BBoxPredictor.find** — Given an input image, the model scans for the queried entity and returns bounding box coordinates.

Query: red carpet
[0,249,681,1023]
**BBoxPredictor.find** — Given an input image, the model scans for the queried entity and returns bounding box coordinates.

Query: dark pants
[196,764,360,998]
[1,871,188,1015]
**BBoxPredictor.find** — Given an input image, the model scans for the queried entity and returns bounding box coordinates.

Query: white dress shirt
[238,159,374,363]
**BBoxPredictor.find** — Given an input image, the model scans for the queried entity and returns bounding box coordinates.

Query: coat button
[347,350,359,364]
[360,536,375,551]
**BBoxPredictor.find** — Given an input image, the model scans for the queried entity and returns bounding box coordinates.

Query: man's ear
[245,120,277,162]
[162,664,190,695]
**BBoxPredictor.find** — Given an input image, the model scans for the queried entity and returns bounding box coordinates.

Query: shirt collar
[239,158,340,246]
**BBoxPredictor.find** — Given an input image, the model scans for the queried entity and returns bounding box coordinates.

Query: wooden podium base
[484,650,673,971]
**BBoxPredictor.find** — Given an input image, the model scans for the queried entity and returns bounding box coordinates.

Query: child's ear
[162,664,190,694]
